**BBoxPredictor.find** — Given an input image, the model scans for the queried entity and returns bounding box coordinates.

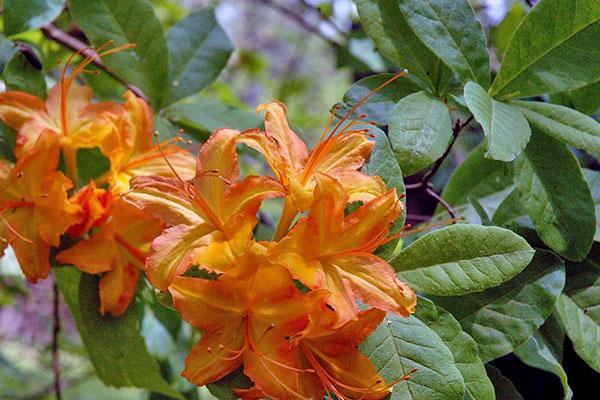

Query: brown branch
[405,115,474,218]
[253,0,343,47]
[41,24,148,101]
[52,280,62,400]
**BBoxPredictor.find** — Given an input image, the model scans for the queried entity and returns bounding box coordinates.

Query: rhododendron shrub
[1,0,599,399]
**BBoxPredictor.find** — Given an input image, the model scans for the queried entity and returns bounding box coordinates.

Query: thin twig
[41,24,148,101]
[298,0,346,37]
[405,116,474,218]
[52,280,62,400]
[253,0,343,47]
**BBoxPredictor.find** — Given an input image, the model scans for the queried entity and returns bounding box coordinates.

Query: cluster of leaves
[0,0,599,399]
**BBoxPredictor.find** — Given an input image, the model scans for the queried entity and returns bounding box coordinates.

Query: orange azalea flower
[270,173,415,325]
[127,128,283,290]
[57,199,162,316]
[102,91,196,194]
[0,46,131,180]
[67,181,112,238]
[240,101,387,240]
[0,131,80,282]
[169,247,330,399]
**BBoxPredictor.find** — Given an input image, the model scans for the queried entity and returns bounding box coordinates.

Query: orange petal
[56,230,117,274]
[99,261,139,316]
[222,175,284,225]
[7,216,50,283]
[67,182,112,238]
[0,90,46,130]
[314,132,374,175]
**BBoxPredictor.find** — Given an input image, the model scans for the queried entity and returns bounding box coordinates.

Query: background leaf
[490,0,600,98]
[164,8,234,106]
[398,0,490,86]
[515,130,595,261]
[485,365,524,400]
[355,0,451,93]
[3,0,65,36]
[393,224,534,296]
[341,73,421,126]
[415,297,495,400]
[388,91,452,176]
[69,0,169,107]
[361,313,465,400]
[514,100,600,154]
[54,268,184,399]
[433,250,566,362]
[2,50,46,98]
[464,81,531,161]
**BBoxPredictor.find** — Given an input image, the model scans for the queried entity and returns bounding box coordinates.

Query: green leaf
[361,313,465,400]
[76,147,111,185]
[464,81,531,161]
[69,0,169,107]
[364,126,405,259]
[162,97,261,140]
[3,0,65,36]
[0,121,16,162]
[164,8,234,106]
[514,332,573,399]
[355,0,451,93]
[393,224,534,296]
[388,91,452,176]
[568,80,600,115]
[440,144,513,208]
[398,0,490,86]
[513,100,600,154]
[491,1,527,58]
[415,298,495,400]
[433,250,566,362]
[341,73,421,126]
[207,368,253,400]
[485,365,524,400]
[492,189,528,227]
[490,0,600,98]
[515,130,595,261]
[583,169,600,242]
[3,50,46,98]
[54,268,184,399]
[554,254,600,373]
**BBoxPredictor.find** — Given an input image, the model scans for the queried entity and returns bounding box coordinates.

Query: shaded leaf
[388,91,452,176]
[583,169,600,242]
[491,1,527,58]
[3,0,65,36]
[164,8,234,105]
[464,81,531,161]
[393,224,534,296]
[433,250,566,362]
[490,0,600,98]
[54,268,184,399]
[515,130,595,261]
[485,365,524,400]
[3,50,46,98]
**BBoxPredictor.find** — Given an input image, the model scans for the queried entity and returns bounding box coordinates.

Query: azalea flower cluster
[0,48,195,315]
[127,100,417,398]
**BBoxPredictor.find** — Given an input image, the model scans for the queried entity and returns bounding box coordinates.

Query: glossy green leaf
[361,313,465,400]
[164,8,234,106]
[513,100,600,154]
[54,268,184,399]
[76,147,111,187]
[3,51,46,98]
[354,0,451,92]
[555,254,600,373]
[433,250,566,362]
[69,0,169,107]
[492,189,528,227]
[393,224,534,296]
[398,0,490,86]
[514,332,573,399]
[3,0,65,35]
[162,97,261,140]
[364,126,405,259]
[207,368,253,400]
[464,81,531,161]
[440,144,513,208]
[341,73,421,126]
[568,81,600,115]
[490,0,600,98]
[0,121,16,162]
[415,298,494,400]
[515,130,595,261]
[388,91,452,176]
[491,1,527,58]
